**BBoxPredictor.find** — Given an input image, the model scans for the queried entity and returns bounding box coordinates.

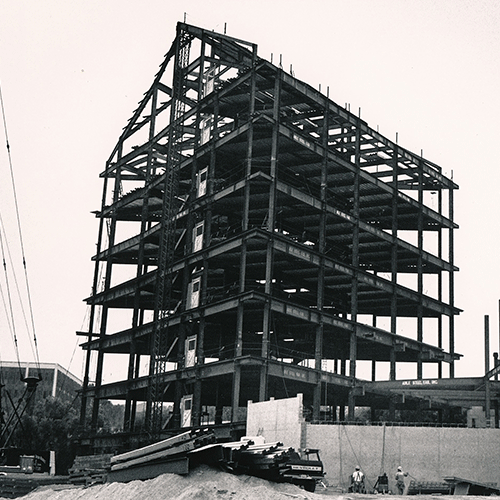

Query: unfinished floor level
[79,22,461,448]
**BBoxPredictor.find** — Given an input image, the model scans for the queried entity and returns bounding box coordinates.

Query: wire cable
[0,224,23,378]
[342,424,374,491]
[0,80,41,377]
[0,217,39,367]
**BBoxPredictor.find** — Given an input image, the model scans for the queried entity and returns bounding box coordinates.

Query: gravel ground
[21,467,495,500]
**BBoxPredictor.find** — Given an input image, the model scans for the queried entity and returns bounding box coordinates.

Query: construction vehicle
[275,448,325,492]
[209,439,324,492]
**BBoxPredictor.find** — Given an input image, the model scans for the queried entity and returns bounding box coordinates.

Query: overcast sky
[0,0,499,383]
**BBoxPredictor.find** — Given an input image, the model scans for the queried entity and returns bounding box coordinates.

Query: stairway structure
[79,22,461,450]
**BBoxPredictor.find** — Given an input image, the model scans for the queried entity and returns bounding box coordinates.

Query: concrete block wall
[306,424,500,490]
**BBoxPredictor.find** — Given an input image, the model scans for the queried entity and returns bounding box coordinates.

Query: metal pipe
[485,315,491,426]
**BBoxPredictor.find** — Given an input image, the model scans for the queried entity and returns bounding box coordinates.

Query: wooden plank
[110,440,197,471]
[110,431,192,465]
[108,457,189,482]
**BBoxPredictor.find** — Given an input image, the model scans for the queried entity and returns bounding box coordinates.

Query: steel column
[348,125,361,420]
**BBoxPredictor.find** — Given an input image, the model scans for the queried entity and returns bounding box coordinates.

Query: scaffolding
[79,22,461,448]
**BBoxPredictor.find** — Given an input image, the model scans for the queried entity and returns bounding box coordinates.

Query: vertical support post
[417,160,424,379]
[260,70,280,402]
[449,185,455,377]
[234,45,256,415]
[313,96,329,420]
[123,339,136,431]
[79,174,109,428]
[232,360,242,420]
[126,83,161,432]
[390,348,396,383]
[348,125,361,420]
[232,303,244,420]
[192,354,202,428]
[388,394,396,422]
[91,151,122,433]
[390,146,399,381]
[437,189,443,378]
[372,314,377,381]
[259,304,270,401]
[485,315,491,426]
[494,352,499,428]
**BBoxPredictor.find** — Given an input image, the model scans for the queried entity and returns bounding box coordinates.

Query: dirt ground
[20,466,495,500]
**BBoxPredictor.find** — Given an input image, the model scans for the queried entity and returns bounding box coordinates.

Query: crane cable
[341,424,375,491]
[0,223,39,371]
[0,225,23,378]
[0,80,42,379]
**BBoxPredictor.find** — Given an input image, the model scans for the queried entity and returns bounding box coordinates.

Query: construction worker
[374,472,389,494]
[395,466,409,494]
[351,465,366,493]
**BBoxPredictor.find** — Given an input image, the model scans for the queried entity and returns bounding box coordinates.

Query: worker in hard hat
[395,466,409,494]
[351,465,366,493]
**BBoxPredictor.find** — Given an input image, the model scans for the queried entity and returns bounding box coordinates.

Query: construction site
[72,20,500,491]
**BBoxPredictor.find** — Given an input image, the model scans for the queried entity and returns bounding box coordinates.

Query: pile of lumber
[108,429,216,482]
[106,432,323,492]
[0,475,70,499]
[68,453,113,486]
[0,476,38,499]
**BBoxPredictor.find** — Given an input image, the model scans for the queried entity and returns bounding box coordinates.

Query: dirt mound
[22,465,325,499]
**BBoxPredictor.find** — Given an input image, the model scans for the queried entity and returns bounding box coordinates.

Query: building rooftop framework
[79,22,467,449]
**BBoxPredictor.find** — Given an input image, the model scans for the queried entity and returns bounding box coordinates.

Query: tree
[12,396,79,474]
[96,400,124,433]
[7,396,126,474]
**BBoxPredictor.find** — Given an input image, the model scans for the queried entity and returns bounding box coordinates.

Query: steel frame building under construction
[79,22,463,447]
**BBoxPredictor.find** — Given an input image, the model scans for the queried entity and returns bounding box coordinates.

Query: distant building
[0,361,81,408]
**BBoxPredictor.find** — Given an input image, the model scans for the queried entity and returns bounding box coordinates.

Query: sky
[0,0,499,384]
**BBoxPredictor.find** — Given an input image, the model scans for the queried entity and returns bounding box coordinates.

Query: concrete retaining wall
[306,424,500,490]
[246,395,500,490]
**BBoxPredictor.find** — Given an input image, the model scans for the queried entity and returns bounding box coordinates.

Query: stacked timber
[68,453,113,486]
[0,474,71,499]
[107,432,323,492]
[108,429,216,482]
